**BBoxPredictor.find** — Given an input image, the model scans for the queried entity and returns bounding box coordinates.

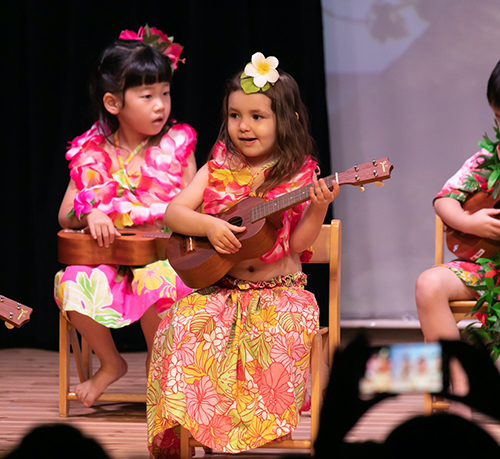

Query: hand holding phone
[360,342,448,394]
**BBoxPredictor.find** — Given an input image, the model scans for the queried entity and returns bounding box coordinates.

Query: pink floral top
[66,122,197,228]
[202,141,317,263]
[434,147,498,202]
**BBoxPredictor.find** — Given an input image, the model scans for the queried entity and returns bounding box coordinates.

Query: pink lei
[66,121,197,227]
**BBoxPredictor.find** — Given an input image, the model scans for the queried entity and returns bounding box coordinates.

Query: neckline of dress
[114,131,149,170]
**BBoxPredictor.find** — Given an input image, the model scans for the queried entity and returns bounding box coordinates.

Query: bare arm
[164,165,246,254]
[181,151,198,188]
[58,179,120,248]
[290,178,340,253]
[434,196,500,239]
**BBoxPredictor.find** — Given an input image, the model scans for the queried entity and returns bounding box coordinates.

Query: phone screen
[359,342,445,394]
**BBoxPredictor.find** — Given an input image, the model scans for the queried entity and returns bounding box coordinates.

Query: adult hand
[314,333,393,456]
[439,339,500,421]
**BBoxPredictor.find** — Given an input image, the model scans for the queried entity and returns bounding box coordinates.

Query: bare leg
[140,303,162,375]
[415,266,476,417]
[68,311,128,408]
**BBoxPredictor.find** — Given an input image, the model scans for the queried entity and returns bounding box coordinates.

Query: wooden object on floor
[423,215,488,414]
[179,220,342,458]
[59,311,146,417]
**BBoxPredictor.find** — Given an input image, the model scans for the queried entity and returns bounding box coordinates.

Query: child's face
[227,90,277,168]
[115,81,171,138]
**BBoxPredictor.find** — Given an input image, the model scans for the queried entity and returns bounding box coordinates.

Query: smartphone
[359,342,448,394]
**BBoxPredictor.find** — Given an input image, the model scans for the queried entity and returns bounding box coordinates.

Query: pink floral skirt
[54,260,192,327]
[147,272,319,457]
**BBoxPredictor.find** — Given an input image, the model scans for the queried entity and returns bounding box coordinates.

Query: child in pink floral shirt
[147,53,340,456]
[54,26,197,409]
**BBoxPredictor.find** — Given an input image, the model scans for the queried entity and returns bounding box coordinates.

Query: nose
[154,97,165,112]
[239,117,250,131]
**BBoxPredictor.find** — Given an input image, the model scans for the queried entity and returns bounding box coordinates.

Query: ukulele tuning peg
[5,321,14,330]
[358,185,365,192]
[374,181,384,187]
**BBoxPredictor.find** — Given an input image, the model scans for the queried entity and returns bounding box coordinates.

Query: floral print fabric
[435,147,499,295]
[147,273,319,456]
[202,142,318,263]
[54,123,196,327]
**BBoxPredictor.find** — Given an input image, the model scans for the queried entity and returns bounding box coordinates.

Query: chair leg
[59,312,70,417]
[310,333,322,455]
[180,426,193,459]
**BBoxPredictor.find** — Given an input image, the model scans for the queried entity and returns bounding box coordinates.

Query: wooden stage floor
[1,348,500,459]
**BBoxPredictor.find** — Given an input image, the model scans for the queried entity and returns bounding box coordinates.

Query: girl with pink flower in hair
[54,25,197,408]
[147,53,340,456]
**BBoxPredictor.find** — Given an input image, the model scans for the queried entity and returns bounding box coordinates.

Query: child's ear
[103,92,122,115]
[295,112,299,120]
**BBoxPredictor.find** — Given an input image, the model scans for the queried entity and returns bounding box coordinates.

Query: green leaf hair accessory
[119,24,185,71]
[240,52,280,94]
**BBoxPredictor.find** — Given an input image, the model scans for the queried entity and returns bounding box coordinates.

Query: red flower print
[259,362,295,416]
[196,415,232,450]
[185,376,219,425]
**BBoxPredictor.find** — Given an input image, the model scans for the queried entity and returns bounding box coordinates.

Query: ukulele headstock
[339,157,393,188]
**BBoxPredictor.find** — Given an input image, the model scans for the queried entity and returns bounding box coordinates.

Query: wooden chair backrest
[308,220,341,361]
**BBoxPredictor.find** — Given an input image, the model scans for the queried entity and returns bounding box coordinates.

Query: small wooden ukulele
[0,295,32,329]
[446,191,500,261]
[168,158,394,289]
[57,228,170,266]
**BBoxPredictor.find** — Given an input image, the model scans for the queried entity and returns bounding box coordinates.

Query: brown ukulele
[167,158,394,289]
[446,191,500,261]
[0,295,32,329]
[58,228,170,266]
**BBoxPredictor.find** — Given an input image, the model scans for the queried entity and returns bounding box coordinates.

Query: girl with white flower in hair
[54,25,197,409]
[147,52,340,456]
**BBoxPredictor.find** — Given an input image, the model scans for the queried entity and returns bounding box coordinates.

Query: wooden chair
[423,215,487,414]
[59,311,146,417]
[178,220,342,458]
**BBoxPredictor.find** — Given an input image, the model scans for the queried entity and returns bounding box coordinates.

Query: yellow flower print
[247,416,276,447]
[176,294,207,317]
[251,304,278,331]
[212,168,253,187]
[134,261,176,294]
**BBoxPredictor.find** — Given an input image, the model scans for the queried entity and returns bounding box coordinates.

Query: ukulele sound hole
[121,233,136,237]
[227,216,243,227]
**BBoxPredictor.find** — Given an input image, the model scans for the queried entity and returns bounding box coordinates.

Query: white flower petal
[266,68,280,83]
[265,56,279,69]
[251,52,265,66]
[244,63,259,77]
[253,74,268,88]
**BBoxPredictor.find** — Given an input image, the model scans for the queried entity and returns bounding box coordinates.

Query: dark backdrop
[1,0,331,351]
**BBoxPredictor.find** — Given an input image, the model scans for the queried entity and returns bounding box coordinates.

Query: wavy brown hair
[214,69,318,196]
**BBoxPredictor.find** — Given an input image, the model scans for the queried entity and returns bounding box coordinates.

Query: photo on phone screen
[359,342,446,394]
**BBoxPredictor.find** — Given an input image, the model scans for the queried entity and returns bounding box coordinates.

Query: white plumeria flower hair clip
[240,52,280,94]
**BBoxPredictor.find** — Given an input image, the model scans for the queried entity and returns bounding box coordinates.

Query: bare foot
[270,433,292,444]
[75,356,128,407]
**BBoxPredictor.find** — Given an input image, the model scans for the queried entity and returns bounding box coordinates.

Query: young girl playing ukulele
[54,25,197,408]
[147,52,340,456]
[415,59,500,417]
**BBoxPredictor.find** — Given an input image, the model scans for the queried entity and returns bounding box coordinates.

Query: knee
[415,268,444,308]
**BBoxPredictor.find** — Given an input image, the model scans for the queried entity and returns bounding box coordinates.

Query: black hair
[487,60,500,109]
[89,39,173,135]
